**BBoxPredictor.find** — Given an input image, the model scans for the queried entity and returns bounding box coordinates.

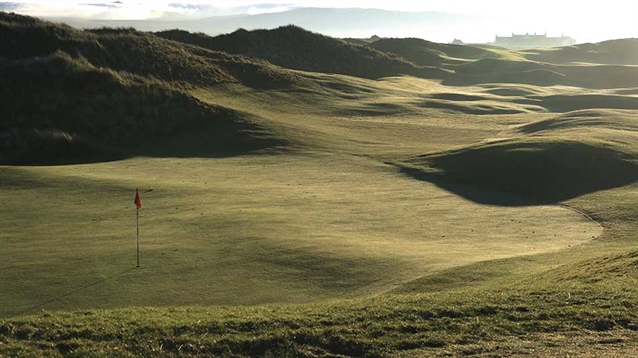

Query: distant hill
[46,8,477,42]
[155,26,451,80]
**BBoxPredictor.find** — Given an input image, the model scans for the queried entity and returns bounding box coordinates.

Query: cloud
[167,2,298,16]
[4,1,167,20]
[167,3,214,11]
[246,5,293,15]
[78,2,121,9]
[164,2,231,18]
[0,2,24,11]
[243,3,297,15]
[249,3,295,10]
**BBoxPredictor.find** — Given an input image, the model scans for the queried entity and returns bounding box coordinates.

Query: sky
[2,0,637,42]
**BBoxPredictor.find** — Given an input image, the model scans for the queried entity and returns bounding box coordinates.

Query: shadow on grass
[398,167,537,206]
[398,139,638,206]
[1,122,289,166]
[6,267,137,319]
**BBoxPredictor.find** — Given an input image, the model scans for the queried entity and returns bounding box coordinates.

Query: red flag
[134,188,142,210]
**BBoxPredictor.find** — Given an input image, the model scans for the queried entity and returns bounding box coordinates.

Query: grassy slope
[0,52,286,164]
[0,13,302,88]
[0,12,301,164]
[1,13,638,357]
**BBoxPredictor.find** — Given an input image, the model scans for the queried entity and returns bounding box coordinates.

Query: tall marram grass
[0,12,301,89]
[0,12,299,164]
[0,51,281,164]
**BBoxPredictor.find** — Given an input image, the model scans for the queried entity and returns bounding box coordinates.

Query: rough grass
[1,282,636,357]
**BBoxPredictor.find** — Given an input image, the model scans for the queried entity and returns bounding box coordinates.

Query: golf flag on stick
[134,188,142,210]
[134,188,141,267]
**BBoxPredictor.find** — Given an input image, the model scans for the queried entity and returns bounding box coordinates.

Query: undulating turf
[1,12,637,357]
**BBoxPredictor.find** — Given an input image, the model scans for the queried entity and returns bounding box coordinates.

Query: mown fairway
[1,13,637,356]
[2,72,619,318]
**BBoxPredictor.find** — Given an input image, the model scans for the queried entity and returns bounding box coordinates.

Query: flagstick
[134,188,142,268]
[136,208,140,268]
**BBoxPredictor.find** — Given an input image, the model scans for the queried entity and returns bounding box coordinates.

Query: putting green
[0,153,601,317]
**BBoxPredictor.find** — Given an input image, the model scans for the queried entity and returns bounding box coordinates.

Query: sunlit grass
[0,151,602,318]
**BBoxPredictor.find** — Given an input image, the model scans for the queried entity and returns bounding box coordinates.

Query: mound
[367,38,445,66]
[0,13,295,164]
[536,94,638,112]
[555,64,638,89]
[368,38,497,66]
[479,84,546,97]
[446,59,574,87]
[399,138,638,204]
[483,88,536,96]
[428,93,489,101]
[417,99,527,115]
[518,109,638,134]
[155,26,450,80]
[524,38,638,65]
[453,58,543,75]
[0,52,284,164]
[448,58,637,88]
[614,88,638,95]
[0,12,301,89]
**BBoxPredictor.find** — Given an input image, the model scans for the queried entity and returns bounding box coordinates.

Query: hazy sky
[2,0,637,42]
